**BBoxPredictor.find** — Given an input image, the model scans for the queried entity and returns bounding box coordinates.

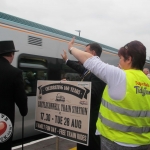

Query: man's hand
[68,37,75,52]
[61,79,67,81]
[61,50,68,61]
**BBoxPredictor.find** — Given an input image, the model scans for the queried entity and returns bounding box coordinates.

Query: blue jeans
[101,136,150,150]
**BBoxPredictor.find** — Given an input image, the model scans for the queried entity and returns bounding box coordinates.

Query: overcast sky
[1,0,150,58]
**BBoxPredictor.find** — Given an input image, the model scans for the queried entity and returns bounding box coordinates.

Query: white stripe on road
[12,135,56,150]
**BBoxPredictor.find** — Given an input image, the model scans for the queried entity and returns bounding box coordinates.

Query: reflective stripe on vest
[98,112,150,133]
[102,98,150,117]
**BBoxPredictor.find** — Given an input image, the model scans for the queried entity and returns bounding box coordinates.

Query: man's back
[0,57,27,149]
[0,56,27,119]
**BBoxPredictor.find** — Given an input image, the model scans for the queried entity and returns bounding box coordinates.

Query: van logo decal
[0,113,13,143]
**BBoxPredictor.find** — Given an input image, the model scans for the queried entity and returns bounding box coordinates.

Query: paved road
[12,135,76,150]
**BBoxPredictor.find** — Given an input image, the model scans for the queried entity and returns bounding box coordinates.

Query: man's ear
[92,50,96,56]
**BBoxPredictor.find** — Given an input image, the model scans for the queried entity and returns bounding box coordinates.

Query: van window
[18,55,48,96]
[18,54,80,96]
[60,64,81,81]
[23,70,48,95]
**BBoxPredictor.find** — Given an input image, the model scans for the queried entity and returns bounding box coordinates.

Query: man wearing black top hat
[0,41,28,150]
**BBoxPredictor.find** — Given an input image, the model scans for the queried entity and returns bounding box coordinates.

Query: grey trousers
[101,136,150,150]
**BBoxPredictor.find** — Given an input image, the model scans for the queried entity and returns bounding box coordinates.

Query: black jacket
[0,57,28,149]
[66,60,106,150]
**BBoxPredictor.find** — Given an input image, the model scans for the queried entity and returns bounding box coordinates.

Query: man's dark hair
[0,52,14,57]
[86,43,102,57]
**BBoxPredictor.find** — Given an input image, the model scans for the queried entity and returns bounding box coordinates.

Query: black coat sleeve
[66,60,86,75]
[13,71,28,116]
[90,73,106,108]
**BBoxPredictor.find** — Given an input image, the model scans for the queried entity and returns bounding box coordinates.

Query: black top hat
[0,41,19,54]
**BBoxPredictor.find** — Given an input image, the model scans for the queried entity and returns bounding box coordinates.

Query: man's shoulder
[8,64,22,74]
[67,60,76,64]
